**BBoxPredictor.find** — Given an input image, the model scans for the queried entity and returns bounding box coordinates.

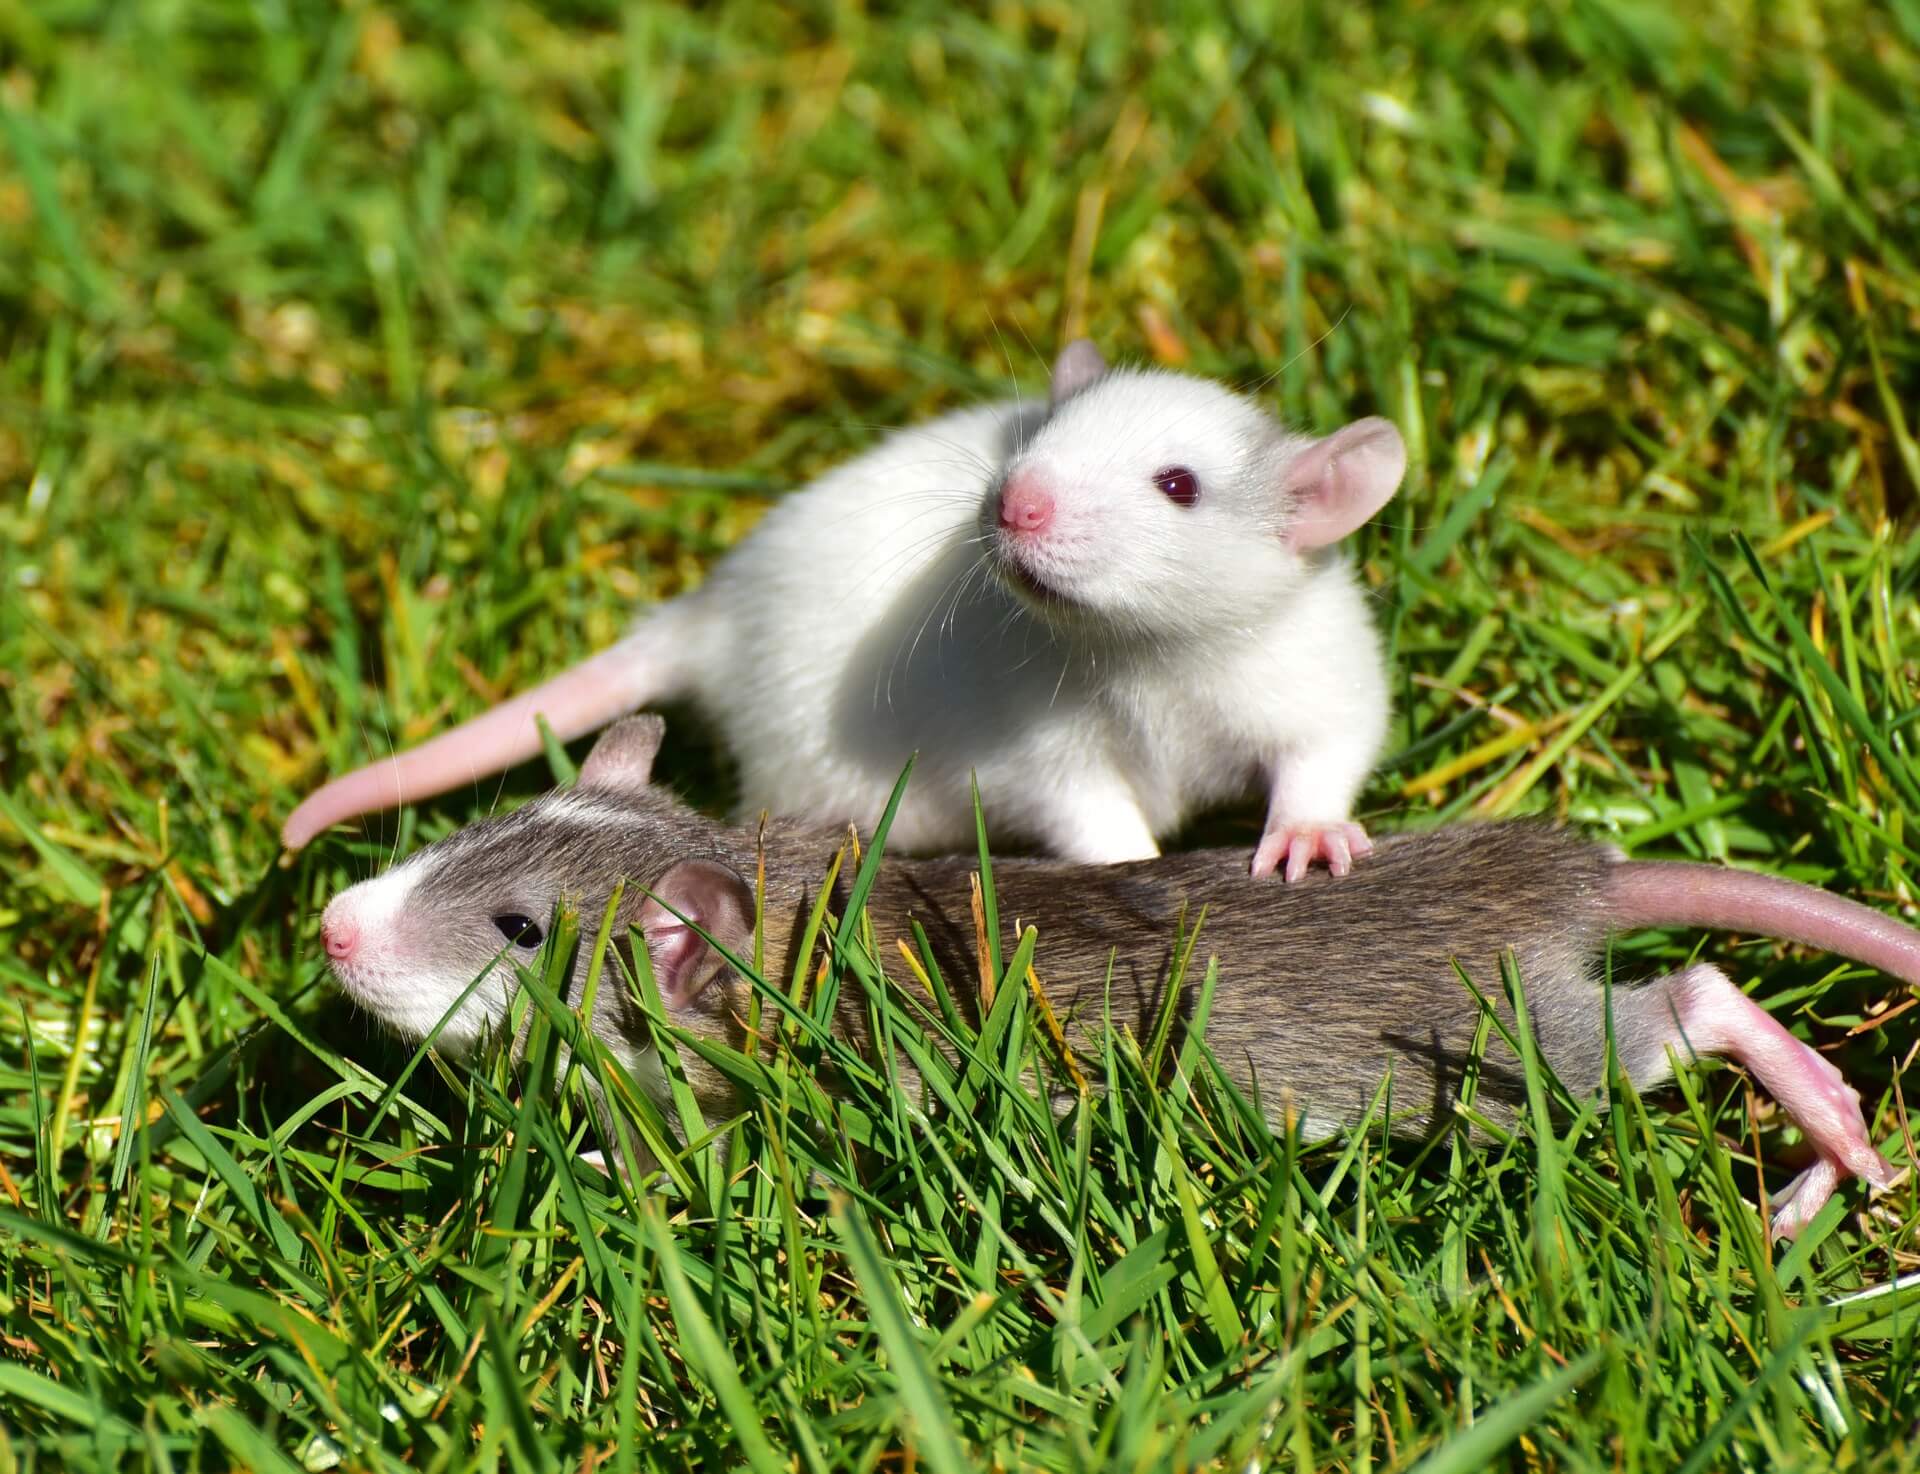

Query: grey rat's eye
[493,913,543,949]
[1154,466,1200,507]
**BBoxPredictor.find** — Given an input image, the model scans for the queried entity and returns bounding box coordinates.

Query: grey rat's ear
[634,859,755,1008]
[1050,339,1108,407]
[1278,417,1406,550]
[578,715,667,793]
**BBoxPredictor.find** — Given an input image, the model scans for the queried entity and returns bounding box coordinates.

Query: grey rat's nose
[322,912,358,961]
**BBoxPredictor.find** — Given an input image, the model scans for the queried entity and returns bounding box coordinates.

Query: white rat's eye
[493,913,544,949]
[1154,466,1200,507]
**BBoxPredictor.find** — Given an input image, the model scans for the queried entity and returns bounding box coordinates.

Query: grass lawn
[5,1,1920,1467]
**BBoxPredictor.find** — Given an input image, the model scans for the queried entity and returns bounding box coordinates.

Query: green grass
[5,0,1920,1467]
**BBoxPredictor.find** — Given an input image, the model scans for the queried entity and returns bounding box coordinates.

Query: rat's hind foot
[1654,964,1898,1240]
[1251,820,1373,882]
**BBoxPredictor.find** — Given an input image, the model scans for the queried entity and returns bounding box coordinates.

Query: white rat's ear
[1279,417,1406,549]
[1050,339,1108,407]
[578,715,666,793]
[634,859,755,1009]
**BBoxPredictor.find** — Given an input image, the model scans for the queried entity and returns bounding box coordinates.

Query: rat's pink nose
[322,915,358,961]
[998,474,1055,535]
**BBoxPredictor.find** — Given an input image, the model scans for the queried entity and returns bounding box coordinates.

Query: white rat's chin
[989,547,1094,617]
[991,547,1199,636]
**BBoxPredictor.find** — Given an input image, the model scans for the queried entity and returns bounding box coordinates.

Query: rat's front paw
[1251,820,1373,882]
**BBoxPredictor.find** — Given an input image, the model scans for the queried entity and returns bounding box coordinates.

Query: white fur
[666,372,1390,858]
[286,359,1396,863]
[321,848,515,1052]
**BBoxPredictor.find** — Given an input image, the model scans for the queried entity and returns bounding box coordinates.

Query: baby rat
[319,716,1911,1241]
[284,341,1404,879]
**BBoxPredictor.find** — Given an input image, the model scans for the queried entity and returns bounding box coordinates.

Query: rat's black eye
[1154,466,1200,507]
[493,913,543,949]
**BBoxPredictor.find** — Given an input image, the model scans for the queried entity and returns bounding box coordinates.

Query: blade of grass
[831,1194,975,1474]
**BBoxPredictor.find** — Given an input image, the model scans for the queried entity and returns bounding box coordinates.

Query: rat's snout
[321,910,358,961]
[320,886,385,968]
[997,472,1055,536]
[314,867,492,1051]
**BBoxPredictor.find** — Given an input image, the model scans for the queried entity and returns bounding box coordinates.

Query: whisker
[872,547,988,710]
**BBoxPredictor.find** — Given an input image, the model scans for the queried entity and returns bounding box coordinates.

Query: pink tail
[1608,861,1920,987]
[281,618,689,849]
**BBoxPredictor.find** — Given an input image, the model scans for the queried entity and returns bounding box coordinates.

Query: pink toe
[1259,823,1371,881]
[1284,835,1313,884]
[1769,1158,1841,1240]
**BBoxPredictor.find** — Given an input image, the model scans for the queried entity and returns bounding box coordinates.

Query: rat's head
[319,716,756,1064]
[983,340,1405,638]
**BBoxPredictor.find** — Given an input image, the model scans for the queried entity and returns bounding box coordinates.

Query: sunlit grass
[3,1,1920,1467]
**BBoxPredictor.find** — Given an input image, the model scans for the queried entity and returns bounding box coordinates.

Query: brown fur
[408,781,1649,1137]
[859,824,1619,1133]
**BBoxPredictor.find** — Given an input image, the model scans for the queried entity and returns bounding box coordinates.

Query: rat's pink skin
[1603,860,1919,1238]
[1661,963,1897,1239]
[1252,820,1375,882]
[1610,860,1920,984]
[281,633,687,850]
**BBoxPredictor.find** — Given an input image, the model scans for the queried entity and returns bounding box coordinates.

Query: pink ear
[1281,417,1406,549]
[579,715,667,794]
[1050,339,1108,407]
[634,859,755,1008]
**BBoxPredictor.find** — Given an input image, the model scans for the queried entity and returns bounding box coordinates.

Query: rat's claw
[1251,821,1373,881]
[1769,1143,1900,1239]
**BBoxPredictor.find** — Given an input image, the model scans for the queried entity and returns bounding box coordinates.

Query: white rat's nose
[998,472,1055,535]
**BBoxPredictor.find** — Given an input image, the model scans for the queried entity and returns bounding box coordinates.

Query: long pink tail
[1607,861,1920,987]
[280,616,690,849]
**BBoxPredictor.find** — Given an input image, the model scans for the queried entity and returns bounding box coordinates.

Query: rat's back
[1192,824,1618,1128]
[872,824,1619,1132]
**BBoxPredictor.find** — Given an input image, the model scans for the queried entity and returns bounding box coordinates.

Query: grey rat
[284,341,1404,880]
[319,717,1913,1240]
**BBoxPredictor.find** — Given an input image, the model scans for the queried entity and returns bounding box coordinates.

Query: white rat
[282,341,1405,878]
